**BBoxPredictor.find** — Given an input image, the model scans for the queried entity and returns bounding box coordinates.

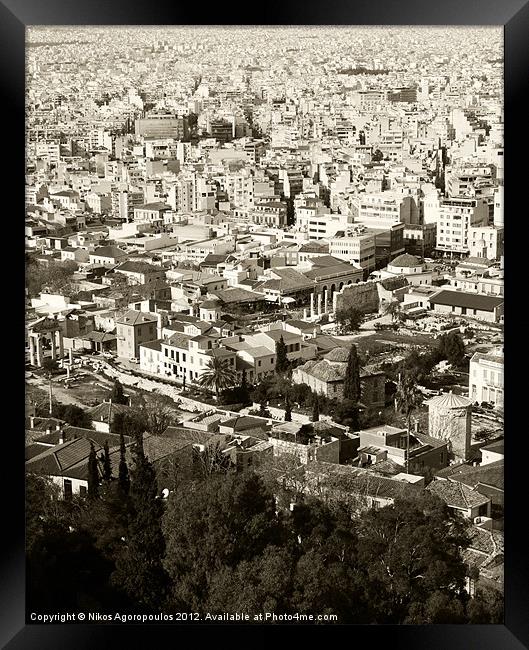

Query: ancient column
[310,293,315,318]
[332,292,338,313]
[323,289,328,314]
[317,293,322,316]
[57,330,64,358]
[50,334,57,360]
[303,308,308,320]
[36,336,43,367]
[29,336,35,366]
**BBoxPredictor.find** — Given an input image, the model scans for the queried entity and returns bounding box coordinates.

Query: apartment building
[133,202,172,227]
[433,197,489,255]
[329,231,376,272]
[469,350,503,407]
[250,200,288,228]
[135,115,189,140]
[352,192,419,226]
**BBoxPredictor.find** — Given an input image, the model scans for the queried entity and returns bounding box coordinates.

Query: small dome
[200,300,220,310]
[389,253,422,268]
[426,392,472,409]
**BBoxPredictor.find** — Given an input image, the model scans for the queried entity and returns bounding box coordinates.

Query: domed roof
[324,347,349,362]
[200,299,220,310]
[426,392,472,409]
[389,253,422,268]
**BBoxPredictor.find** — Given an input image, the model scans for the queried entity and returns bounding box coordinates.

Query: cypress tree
[312,394,320,422]
[343,345,361,403]
[118,432,130,496]
[112,431,168,611]
[275,336,289,374]
[102,440,112,482]
[87,442,99,500]
[240,369,250,404]
[110,379,128,405]
[284,394,292,422]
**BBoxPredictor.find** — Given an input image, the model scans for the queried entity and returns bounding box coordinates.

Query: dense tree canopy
[26,466,503,623]
[335,306,363,334]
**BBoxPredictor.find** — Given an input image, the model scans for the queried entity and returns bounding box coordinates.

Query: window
[79,485,87,497]
[63,479,73,500]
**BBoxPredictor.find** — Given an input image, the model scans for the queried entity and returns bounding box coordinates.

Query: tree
[394,371,423,471]
[51,403,92,429]
[383,300,402,323]
[88,442,100,500]
[395,370,423,430]
[112,432,168,611]
[112,410,148,438]
[312,394,320,422]
[109,380,128,405]
[372,149,384,162]
[102,440,112,482]
[445,332,466,367]
[141,392,177,436]
[335,305,363,334]
[356,492,470,623]
[198,357,237,400]
[42,357,59,374]
[240,369,250,404]
[118,431,130,496]
[343,345,361,403]
[284,394,292,422]
[163,471,284,611]
[332,399,360,430]
[275,336,289,374]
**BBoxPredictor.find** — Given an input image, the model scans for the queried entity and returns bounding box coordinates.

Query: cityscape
[25,26,504,624]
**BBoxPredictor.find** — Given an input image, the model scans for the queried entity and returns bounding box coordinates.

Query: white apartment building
[35,142,61,166]
[493,186,504,227]
[353,192,419,226]
[468,226,504,260]
[469,350,503,407]
[432,197,489,255]
[329,231,376,271]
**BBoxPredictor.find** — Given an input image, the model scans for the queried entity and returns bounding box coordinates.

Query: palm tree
[394,371,423,472]
[383,300,402,324]
[198,356,237,401]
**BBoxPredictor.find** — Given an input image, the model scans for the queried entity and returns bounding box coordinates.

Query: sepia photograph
[23,24,507,627]
[23,23,506,627]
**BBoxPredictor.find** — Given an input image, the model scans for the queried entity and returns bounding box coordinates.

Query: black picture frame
[5,0,527,646]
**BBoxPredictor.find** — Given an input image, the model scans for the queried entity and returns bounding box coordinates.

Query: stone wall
[335,281,379,314]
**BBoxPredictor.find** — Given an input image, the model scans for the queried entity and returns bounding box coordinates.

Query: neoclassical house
[292,347,385,409]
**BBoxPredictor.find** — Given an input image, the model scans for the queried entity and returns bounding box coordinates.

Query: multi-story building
[133,202,171,227]
[468,226,504,260]
[433,197,489,255]
[469,350,504,407]
[116,310,159,359]
[403,223,437,257]
[352,192,419,226]
[329,230,376,272]
[135,115,189,140]
[250,200,288,228]
[159,332,237,384]
[112,189,145,221]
